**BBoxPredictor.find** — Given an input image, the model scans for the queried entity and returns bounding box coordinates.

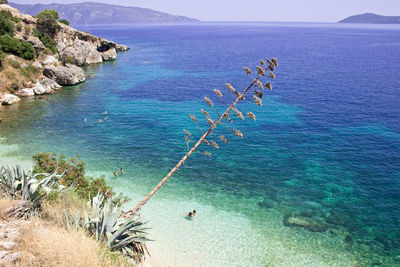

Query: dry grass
[40,191,86,227]
[0,56,42,94]
[0,197,18,218]
[18,218,130,267]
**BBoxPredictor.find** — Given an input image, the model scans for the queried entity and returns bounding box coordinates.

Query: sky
[10,0,400,22]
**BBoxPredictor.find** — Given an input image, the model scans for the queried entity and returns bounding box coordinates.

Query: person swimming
[187,212,193,218]
[103,111,108,115]
[120,168,124,175]
[98,119,103,123]
[113,170,118,177]
[192,210,196,216]
[83,118,87,123]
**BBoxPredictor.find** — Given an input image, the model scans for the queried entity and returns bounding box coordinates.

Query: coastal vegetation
[0,157,148,265]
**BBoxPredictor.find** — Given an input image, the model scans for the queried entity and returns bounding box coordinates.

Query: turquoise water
[1,23,400,266]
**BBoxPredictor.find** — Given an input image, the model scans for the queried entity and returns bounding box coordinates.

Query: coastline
[0,4,129,109]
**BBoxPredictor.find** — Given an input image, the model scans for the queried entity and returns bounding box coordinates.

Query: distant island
[9,2,199,25]
[339,13,400,24]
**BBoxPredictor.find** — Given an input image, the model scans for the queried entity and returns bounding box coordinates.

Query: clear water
[1,22,400,266]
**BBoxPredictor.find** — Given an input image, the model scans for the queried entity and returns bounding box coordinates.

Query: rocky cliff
[0,4,128,106]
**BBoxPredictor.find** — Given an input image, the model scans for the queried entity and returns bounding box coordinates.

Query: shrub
[0,10,14,36]
[36,9,60,37]
[38,32,57,54]
[58,19,70,26]
[24,24,31,35]
[32,153,127,202]
[32,28,57,54]
[16,22,22,31]
[0,34,35,60]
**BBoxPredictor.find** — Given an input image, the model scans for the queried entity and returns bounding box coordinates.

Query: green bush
[58,19,70,26]
[0,34,35,60]
[32,27,57,54]
[39,32,57,54]
[0,10,14,36]
[32,153,127,203]
[24,25,31,35]
[36,9,60,37]
[16,22,22,32]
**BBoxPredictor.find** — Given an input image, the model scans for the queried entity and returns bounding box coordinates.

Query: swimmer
[104,116,109,120]
[102,111,108,115]
[83,118,87,123]
[120,168,124,175]
[98,119,103,123]
[113,170,118,177]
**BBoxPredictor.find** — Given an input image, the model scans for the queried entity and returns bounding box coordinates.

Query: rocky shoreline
[0,4,128,107]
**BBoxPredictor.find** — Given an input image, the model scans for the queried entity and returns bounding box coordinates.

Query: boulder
[1,94,21,105]
[32,61,43,70]
[42,77,62,91]
[33,83,46,95]
[42,56,58,66]
[26,36,46,56]
[15,88,34,96]
[101,47,117,61]
[59,40,103,66]
[116,44,129,52]
[283,214,328,232]
[44,64,85,85]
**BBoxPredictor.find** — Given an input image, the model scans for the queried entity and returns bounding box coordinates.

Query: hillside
[9,2,199,25]
[339,13,400,24]
[0,4,128,105]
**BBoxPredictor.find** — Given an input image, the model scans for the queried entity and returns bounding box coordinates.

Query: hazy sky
[11,0,400,22]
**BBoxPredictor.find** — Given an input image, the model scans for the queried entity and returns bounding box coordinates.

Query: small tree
[123,58,278,218]
[36,9,60,37]
[0,0,8,4]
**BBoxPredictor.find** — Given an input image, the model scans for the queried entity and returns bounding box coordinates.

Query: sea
[1,22,400,266]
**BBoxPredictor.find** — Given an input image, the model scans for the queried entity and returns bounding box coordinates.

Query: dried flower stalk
[122,58,278,218]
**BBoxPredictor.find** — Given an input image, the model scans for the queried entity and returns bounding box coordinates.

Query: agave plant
[0,164,64,208]
[84,191,150,263]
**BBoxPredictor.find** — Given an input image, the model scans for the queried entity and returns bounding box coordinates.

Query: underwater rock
[258,200,274,209]
[326,212,352,227]
[283,214,328,232]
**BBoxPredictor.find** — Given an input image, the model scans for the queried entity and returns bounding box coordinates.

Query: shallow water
[1,22,400,266]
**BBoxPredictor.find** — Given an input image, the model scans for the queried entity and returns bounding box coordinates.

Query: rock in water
[1,94,21,105]
[15,88,35,96]
[59,40,103,65]
[283,214,328,232]
[44,64,85,85]
[101,47,117,61]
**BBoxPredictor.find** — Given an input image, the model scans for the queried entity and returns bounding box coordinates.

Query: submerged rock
[1,94,21,105]
[283,214,328,232]
[44,64,85,85]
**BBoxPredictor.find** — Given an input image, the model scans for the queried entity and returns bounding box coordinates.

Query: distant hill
[8,2,199,25]
[339,13,400,24]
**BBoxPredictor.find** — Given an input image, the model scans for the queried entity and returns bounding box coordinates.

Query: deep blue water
[1,22,400,265]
